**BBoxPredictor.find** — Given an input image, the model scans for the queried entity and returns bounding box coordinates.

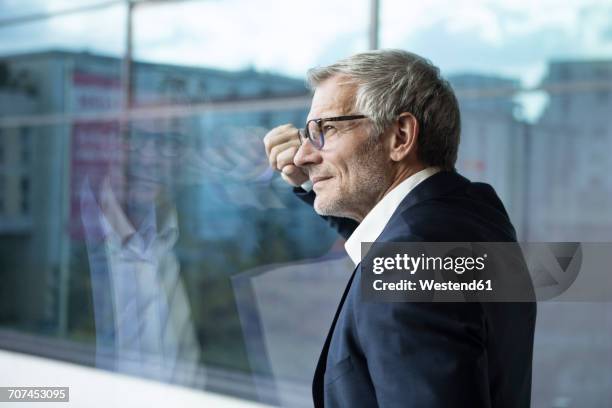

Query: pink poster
[69,70,124,239]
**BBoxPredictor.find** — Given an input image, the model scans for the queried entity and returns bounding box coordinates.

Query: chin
[314,194,346,218]
[313,195,333,216]
[313,197,326,215]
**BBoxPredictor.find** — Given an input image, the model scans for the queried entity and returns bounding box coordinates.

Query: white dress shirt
[80,177,202,385]
[344,167,440,265]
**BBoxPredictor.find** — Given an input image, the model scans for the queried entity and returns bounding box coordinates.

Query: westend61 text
[373,279,493,292]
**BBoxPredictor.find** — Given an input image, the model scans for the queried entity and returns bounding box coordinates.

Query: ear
[388,112,419,162]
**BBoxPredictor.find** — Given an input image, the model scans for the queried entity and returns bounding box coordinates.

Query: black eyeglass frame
[298,114,368,149]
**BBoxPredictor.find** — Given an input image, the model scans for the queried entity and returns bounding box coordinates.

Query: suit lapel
[312,263,359,407]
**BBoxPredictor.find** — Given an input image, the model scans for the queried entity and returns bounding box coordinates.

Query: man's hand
[263,124,309,187]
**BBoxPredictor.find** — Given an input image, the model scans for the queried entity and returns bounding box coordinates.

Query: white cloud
[447,8,503,45]
[131,0,369,76]
[381,0,612,83]
[0,0,125,55]
[0,0,610,84]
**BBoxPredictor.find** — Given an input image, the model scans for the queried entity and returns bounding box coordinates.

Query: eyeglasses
[298,114,368,149]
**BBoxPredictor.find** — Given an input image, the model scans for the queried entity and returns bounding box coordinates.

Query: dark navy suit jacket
[295,170,536,408]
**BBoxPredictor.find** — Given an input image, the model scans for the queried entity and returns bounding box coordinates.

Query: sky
[1,0,611,120]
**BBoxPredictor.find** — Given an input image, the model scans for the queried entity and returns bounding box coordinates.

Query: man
[263,49,536,407]
[81,118,202,385]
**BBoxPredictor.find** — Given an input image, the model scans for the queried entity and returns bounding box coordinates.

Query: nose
[294,138,322,169]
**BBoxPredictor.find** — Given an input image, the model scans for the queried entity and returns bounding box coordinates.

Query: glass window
[0,1,368,406]
[1,1,611,407]
[0,174,4,213]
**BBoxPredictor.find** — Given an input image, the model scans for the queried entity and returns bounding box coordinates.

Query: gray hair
[306,49,460,170]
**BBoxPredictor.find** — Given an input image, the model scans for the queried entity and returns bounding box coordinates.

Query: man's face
[125,118,183,203]
[294,76,392,221]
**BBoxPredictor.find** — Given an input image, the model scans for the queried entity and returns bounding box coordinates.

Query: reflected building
[0,90,36,232]
[0,50,316,341]
[529,60,612,241]
[449,74,528,239]
[0,84,38,327]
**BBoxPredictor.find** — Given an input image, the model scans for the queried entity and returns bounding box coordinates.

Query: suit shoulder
[391,183,517,242]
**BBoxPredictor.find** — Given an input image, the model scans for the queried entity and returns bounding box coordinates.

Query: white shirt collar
[344,167,440,265]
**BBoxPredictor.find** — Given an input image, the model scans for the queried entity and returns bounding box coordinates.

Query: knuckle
[268,155,277,168]
[269,144,280,158]
[277,157,290,168]
[268,148,277,164]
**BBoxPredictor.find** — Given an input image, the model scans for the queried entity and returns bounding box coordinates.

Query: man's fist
[263,124,309,187]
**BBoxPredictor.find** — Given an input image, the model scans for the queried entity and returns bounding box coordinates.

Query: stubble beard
[314,137,390,221]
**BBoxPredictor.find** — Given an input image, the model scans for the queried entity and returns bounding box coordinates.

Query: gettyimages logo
[360,242,600,302]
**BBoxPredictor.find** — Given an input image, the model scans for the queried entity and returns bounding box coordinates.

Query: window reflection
[0,47,340,403]
[0,0,611,407]
[79,117,201,384]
